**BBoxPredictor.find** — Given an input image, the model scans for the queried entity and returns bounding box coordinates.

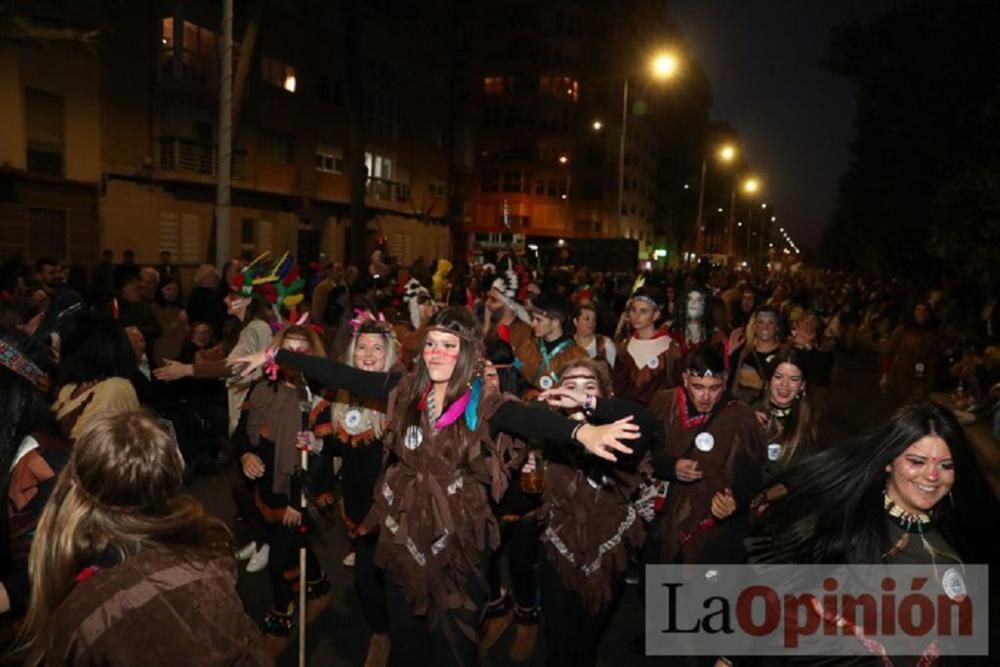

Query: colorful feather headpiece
[229,252,305,316]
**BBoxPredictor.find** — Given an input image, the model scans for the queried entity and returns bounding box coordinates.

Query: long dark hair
[750,402,996,564]
[759,347,815,463]
[59,311,137,384]
[400,307,483,430]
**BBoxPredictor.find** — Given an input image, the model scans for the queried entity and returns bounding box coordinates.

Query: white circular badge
[915,362,925,374]
[403,425,423,450]
[695,432,715,452]
[767,443,783,461]
[539,375,554,390]
[942,567,967,601]
[345,409,363,430]
[648,356,659,369]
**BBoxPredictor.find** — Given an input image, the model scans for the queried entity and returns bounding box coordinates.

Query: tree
[823,0,1000,280]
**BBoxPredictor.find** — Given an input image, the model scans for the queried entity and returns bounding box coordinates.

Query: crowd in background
[1,242,999,665]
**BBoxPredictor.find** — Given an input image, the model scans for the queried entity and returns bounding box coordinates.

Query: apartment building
[1,0,455,269]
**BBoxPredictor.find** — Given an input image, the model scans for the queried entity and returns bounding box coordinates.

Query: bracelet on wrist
[571,422,585,444]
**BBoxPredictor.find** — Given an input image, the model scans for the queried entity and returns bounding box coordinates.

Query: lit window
[262,56,296,93]
[484,76,506,95]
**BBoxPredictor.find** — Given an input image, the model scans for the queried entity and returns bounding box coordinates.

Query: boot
[508,605,540,662]
[262,604,295,657]
[479,594,513,651]
[363,633,391,667]
[305,574,332,623]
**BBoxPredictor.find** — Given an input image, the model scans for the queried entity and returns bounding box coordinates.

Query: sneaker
[235,541,258,561]
[342,551,356,567]
[246,543,270,573]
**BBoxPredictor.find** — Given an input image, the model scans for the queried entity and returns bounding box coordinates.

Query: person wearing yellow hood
[431,258,452,303]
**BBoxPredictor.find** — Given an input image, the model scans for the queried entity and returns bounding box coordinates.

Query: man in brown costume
[647,347,763,566]
[512,292,588,396]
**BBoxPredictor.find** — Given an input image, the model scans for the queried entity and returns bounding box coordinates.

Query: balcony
[159,47,218,91]
[158,138,247,179]
[366,176,410,203]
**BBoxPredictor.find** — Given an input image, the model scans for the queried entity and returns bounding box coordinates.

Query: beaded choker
[884,491,932,534]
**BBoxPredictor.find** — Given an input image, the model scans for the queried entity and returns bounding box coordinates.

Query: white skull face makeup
[686,290,706,320]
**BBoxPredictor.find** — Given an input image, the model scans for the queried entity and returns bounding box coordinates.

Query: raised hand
[575,416,639,462]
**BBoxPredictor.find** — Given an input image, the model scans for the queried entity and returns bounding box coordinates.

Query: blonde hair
[15,411,232,665]
[332,323,399,437]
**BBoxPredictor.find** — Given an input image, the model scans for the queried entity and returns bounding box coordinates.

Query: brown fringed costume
[47,550,270,666]
[271,349,585,665]
[512,335,588,393]
[647,387,763,564]
[611,331,682,406]
[362,375,516,635]
[537,397,657,667]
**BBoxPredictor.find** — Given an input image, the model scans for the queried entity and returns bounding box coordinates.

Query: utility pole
[214,0,233,266]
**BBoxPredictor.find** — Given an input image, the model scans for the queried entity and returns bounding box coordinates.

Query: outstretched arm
[490,399,639,462]
[274,349,401,401]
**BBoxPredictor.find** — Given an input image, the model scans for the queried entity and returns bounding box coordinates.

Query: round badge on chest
[539,375,554,390]
[942,567,967,602]
[767,443,783,461]
[403,425,423,450]
[648,356,659,369]
[694,432,715,452]
[345,409,363,430]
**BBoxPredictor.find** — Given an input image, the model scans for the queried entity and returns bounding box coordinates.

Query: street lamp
[741,176,761,265]
[651,52,680,80]
[592,120,603,131]
[695,142,739,257]
[618,49,681,245]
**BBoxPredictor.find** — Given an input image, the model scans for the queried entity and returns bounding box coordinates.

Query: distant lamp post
[617,48,681,244]
[558,155,569,165]
[741,176,761,265]
[592,120,603,131]
[695,142,740,257]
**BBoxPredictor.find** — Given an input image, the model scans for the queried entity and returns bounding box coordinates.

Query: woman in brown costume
[535,358,662,667]
[234,324,331,655]
[13,411,269,666]
[233,307,639,666]
[880,300,940,406]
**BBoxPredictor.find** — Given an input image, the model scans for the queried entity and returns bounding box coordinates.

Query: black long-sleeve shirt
[275,349,615,446]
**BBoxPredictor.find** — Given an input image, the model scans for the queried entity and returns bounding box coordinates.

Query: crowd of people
[0,242,998,666]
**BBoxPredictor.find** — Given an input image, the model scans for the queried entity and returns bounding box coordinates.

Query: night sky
[668,0,895,249]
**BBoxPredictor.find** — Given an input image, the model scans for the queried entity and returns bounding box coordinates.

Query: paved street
[184,350,924,666]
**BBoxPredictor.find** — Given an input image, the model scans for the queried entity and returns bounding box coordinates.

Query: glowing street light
[761,202,768,209]
[558,155,569,165]
[650,52,680,80]
[592,120,603,131]
[743,177,760,194]
[718,144,737,162]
